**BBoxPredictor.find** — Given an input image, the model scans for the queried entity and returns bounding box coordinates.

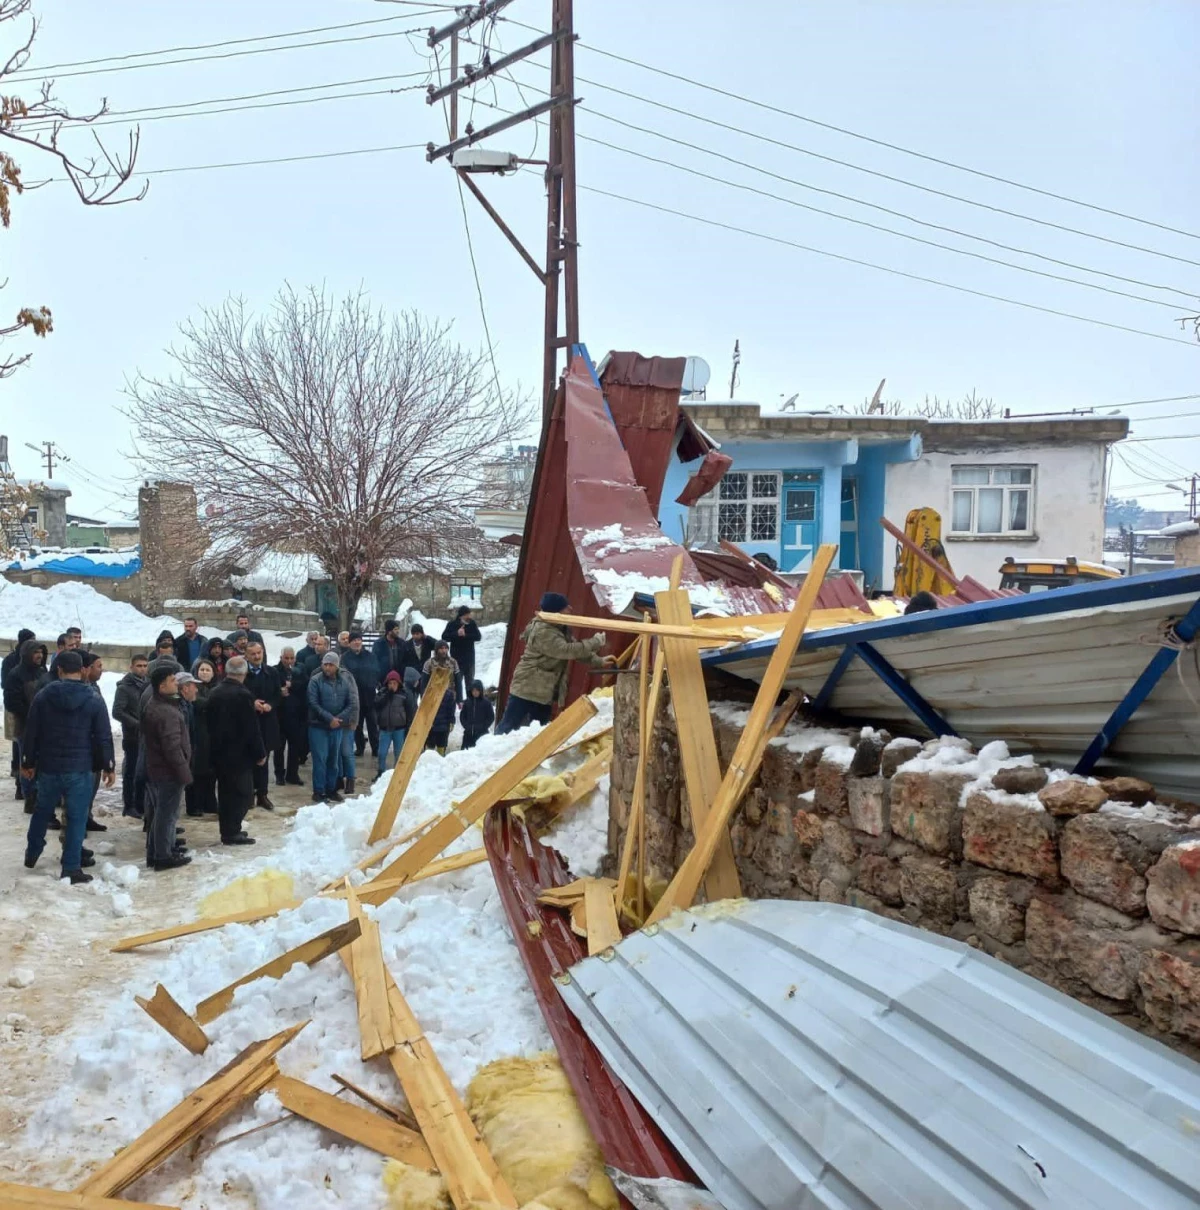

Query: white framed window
[690,471,779,545]
[950,465,1035,536]
[449,578,482,603]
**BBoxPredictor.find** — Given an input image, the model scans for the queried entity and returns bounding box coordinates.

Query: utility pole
[729,339,741,399]
[24,439,63,479]
[426,0,579,420]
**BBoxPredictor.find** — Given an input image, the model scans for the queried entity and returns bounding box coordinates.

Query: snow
[410,610,508,691]
[231,552,323,597]
[25,694,616,1207]
[574,524,673,560]
[6,548,140,572]
[588,567,731,616]
[709,702,854,757]
[6,968,35,989]
[0,580,180,645]
[578,524,623,547]
[1099,800,1186,824]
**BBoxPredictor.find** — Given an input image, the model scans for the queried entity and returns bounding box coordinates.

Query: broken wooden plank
[368,665,452,844]
[344,883,395,1060]
[134,985,209,1055]
[584,878,622,955]
[111,901,303,953]
[746,690,804,787]
[320,813,439,891]
[536,876,616,908]
[379,964,517,1210]
[330,1073,420,1133]
[656,586,742,903]
[0,1182,180,1209]
[76,1023,307,1197]
[270,1075,435,1169]
[357,695,598,904]
[536,611,752,644]
[194,918,361,1026]
[343,848,488,905]
[649,545,837,923]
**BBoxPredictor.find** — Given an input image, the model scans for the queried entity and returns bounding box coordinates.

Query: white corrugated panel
[559,901,1200,1210]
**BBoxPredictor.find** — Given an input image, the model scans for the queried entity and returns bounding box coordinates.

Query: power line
[6,22,439,84]
[564,178,1200,347]
[1127,433,1200,443]
[500,17,1200,244]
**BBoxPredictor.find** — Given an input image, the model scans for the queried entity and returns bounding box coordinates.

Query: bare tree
[0,0,143,377]
[849,388,999,419]
[125,286,533,627]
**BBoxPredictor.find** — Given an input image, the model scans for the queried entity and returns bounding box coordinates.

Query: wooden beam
[368,665,452,844]
[536,611,752,644]
[746,690,803,786]
[134,985,209,1055]
[194,919,361,1026]
[537,876,616,908]
[617,640,665,919]
[111,901,302,953]
[656,586,741,902]
[270,1075,435,1169]
[320,813,439,891]
[717,538,793,590]
[338,849,487,904]
[881,514,962,591]
[0,1182,181,1209]
[649,544,838,922]
[357,695,598,905]
[330,1073,419,1133]
[76,1023,307,1197]
[343,883,396,1060]
[584,878,622,955]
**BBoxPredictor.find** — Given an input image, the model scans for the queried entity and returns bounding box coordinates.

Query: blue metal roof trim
[702,565,1200,668]
[570,341,618,428]
[559,900,1200,1210]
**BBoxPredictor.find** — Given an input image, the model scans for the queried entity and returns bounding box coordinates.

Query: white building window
[449,578,482,604]
[690,471,779,545]
[950,465,1035,536]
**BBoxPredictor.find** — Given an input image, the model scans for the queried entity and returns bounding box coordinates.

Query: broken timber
[111,900,303,953]
[547,744,612,815]
[330,1073,420,1133]
[321,812,439,891]
[75,1023,307,1198]
[368,665,452,844]
[344,883,396,1060]
[134,985,209,1055]
[193,918,361,1025]
[0,1184,180,1209]
[656,585,741,902]
[649,544,837,922]
[583,878,622,955]
[356,695,598,905]
[536,611,753,644]
[335,848,487,905]
[270,1075,435,1169]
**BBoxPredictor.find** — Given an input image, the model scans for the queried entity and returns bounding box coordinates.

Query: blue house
[660,404,922,590]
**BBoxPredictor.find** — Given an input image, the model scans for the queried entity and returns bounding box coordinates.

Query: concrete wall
[610,678,1200,1058]
[885,442,1107,587]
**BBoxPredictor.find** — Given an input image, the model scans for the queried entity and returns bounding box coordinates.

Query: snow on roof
[231,552,325,596]
[16,477,71,492]
[7,547,140,573]
[1160,521,1199,537]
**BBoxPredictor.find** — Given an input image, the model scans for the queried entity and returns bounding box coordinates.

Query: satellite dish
[681,356,711,396]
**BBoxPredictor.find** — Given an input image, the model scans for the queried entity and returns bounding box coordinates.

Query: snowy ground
[0,580,181,646]
[0,693,613,1207]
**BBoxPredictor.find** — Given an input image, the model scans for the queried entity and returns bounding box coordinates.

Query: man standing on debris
[140,665,193,871]
[340,632,380,758]
[206,655,265,846]
[21,650,114,885]
[113,652,149,819]
[307,651,354,803]
[243,641,281,811]
[442,606,482,703]
[498,592,613,733]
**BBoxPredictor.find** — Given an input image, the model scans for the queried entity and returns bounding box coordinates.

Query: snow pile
[27,695,615,1208]
[0,580,180,645]
[710,702,853,758]
[231,552,323,597]
[575,523,673,560]
[588,567,731,616]
[411,610,508,691]
[896,738,1063,809]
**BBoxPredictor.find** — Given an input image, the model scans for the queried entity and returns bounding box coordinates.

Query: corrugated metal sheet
[482,809,693,1197]
[559,900,1200,1210]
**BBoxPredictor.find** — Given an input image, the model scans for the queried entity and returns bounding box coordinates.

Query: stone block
[850,732,887,777]
[817,878,846,903]
[1138,948,1200,1042]
[792,808,824,853]
[1061,813,1186,916]
[844,888,900,920]
[761,740,801,802]
[820,818,859,865]
[813,749,853,816]
[1146,840,1200,936]
[1025,892,1146,1002]
[881,737,922,779]
[743,788,766,827]
[857,854,903,906]
[1099,776,1156,806]
[991,764,1049,795]
[797,748,825,794]
[899,855,957,925]
[962,791,1059,883]
[968,875,1033,945]
[1038,778,1107,817]
[751,822,796,880]
[890,769,974,856]
[847,776,890,837]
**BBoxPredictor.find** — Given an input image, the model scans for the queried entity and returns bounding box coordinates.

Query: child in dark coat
[459,679,494,750]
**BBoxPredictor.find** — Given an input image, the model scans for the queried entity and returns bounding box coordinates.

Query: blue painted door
[781,471,822,572]
[840,478,859,569]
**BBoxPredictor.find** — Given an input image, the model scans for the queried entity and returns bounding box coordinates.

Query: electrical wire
[500,16,1200,244]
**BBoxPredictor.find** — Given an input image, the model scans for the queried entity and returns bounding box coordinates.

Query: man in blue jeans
[22,650,115,885]
[306,651,353,804]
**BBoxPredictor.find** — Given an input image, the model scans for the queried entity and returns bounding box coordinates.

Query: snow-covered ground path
[0,696,613,1208]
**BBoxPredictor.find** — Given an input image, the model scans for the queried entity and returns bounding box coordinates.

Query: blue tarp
[5,554,141,579]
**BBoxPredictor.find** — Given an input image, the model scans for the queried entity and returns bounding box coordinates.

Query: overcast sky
[4,0,1199,519]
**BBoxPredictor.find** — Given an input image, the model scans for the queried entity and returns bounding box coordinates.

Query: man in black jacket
[6,639,49,814]
[112,653,149,818]
[372,620,406,685]
[340,633,380,757]
[399,624,434,685]
[140,665,193,871]
[2,627,33,796]
[173,617,208,670]
[225,612,265,647]
[21,651,114,884]
[273,646,306,786]
[205,656,265,845]
[243,641,280,809]
[442,606,482,702]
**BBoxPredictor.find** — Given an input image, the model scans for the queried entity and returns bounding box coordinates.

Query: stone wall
[609,677,1200,1058]
[137,482,207,614]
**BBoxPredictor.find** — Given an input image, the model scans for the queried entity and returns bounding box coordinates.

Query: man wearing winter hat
[21,650,115,885]
[498,592,614,734]
[306,651,354,803]
[441,605,481,702]
[140,664,193,871]
[206,655,266,846]
[3,626,35,799]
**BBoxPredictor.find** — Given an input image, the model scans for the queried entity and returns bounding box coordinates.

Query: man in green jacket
[497,592,612,733]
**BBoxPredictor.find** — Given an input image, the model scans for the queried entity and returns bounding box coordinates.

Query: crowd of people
[3,595,612,887]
